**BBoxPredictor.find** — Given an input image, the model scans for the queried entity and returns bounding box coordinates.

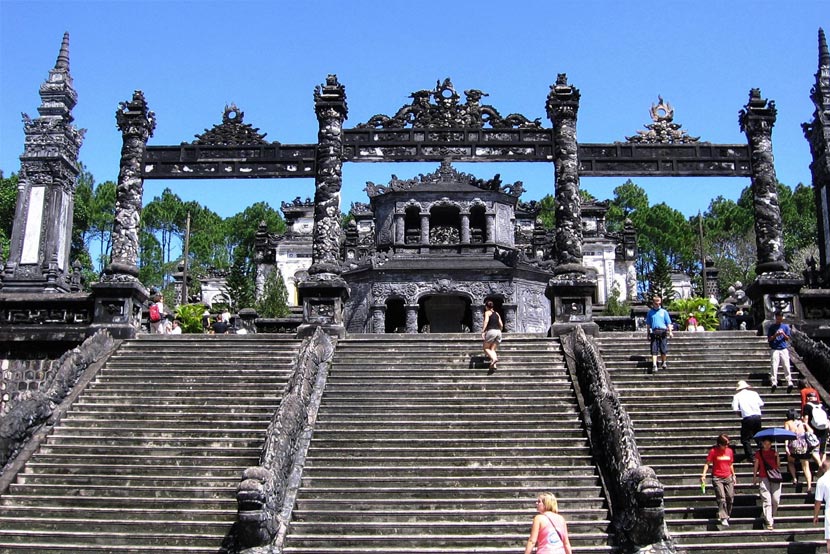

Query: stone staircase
[596,330,824,553]
[282,334,613,553]
[0,334,300,554]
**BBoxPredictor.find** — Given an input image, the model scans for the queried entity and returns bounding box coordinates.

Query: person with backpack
[806,391,830,463]
[148,294,167,334]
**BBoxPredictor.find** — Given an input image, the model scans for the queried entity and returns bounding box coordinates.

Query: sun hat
[735,380,751,391]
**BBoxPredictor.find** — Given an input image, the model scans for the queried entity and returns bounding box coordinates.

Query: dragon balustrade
[226,327,334,553]
[560,326,676,554]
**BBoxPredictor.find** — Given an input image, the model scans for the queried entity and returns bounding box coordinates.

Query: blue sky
[1,1,827,219]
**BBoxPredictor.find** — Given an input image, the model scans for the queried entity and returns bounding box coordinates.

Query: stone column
[370,304,386,333]
[298,75,350,339]
[420,213,430,245]
[1,33,84,293]
[485,213,495,243]
[545,74,598,336]
[460,213,471,244]
[309,75,347,276]
[90,90,155,339]
[105,90,155,280]
[394,213,405,245]
[546,73,585,274]
[472,304,485,333]
[405,305,419,334]
[805,29,830,278]
[740,88,787,274]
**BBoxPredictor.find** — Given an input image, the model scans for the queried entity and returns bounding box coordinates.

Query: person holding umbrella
[700,433,737,527]
[732,380,764,462]
[753,434,786,530]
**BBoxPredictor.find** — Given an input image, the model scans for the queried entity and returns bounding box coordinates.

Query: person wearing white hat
[732,380,764,462]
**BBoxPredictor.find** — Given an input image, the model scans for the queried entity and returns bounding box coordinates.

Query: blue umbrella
[754,427,797,441]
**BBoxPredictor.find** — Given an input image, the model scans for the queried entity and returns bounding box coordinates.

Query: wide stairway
[282,334,613,553]
[597,330,824,553]
[0,335,300,554]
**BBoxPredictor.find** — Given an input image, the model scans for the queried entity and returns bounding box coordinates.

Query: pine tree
[647,251,675,302]
[256,268,290,317]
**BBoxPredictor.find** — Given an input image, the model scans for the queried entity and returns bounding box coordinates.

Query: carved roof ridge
[356,78,542,130]
[191,104,271,146]
[364,160,524,198]
[624,95,701,144]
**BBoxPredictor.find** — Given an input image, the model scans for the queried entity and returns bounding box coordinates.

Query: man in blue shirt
[767,310,793,393]
[646,295,673,373]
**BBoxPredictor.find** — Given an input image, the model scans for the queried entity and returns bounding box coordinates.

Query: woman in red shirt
[701,434,736,526]
[753,438,782,530]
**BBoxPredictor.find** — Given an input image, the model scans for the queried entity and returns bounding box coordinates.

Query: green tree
[0,172,18,261]
[606,179,649,232]
[647,250,675,302]
[537,194,556,230]
[88,181,116,273]
[142,188,186,287]
[256,268,290,317]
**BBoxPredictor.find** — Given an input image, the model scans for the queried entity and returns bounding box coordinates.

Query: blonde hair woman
[524,492,572,554]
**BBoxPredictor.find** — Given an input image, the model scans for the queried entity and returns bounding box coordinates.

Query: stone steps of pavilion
[0,335,300,554]
[282,335,615,554]
[596,330,824,553]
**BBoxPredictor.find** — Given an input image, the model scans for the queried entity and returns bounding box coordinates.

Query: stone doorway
[419,295,472,333]
[384,298,406,333]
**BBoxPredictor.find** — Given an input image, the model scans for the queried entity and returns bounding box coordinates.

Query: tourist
[801,379,820,415]
[813,460,830,554]
[732,380,764,462]
[523,492,572,554]
[805,392,830,463]
[701,433,736,527]
[753,438,782,530]
[481,300,503,371]
[211,313,230,334]
[645,296,672,373]
[686,313,700,332]
[784,408,821,493]
[149,294,166,334]
[169,318,183,335]
[767,310,793,393]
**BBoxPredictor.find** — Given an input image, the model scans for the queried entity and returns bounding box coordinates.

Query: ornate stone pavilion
[255,161,637,334]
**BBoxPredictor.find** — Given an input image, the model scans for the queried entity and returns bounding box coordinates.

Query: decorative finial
[819,28,829,69]
[55,32,70,71]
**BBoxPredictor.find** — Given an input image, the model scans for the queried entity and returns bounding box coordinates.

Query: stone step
[0,528,223,548]
[0,516,230,534]
[7,482,237,499]
[22,463,246,478]
[0,494,235,509]
[0,505,231,521]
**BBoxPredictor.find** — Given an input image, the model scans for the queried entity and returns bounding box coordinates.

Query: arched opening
[470,205,486,244]
[429,205,461,245]
[385,297,406,333]
[419,294,471,332]
[404,207,421,245]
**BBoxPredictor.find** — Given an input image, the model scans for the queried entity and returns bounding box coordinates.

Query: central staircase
[282,334,613,553]
[0,335,300,554]
[597,330,824,553]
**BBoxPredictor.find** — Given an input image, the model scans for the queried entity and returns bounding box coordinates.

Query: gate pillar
[545,74,598,336]
[740,88,804,328]
[299,75,350,338]
[805,29,830,280]
[1,34,84,293]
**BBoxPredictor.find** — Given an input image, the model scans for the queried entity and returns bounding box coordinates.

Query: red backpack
[149,303,161,323]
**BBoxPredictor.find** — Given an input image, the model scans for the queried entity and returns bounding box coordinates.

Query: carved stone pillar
[309,75,347,276]
[546,73,585,274]
[394,213,405,245]
[105,90,155,280]
[1,33,84,293]
[460,213,471,244]
[299,75,350,339]
[544,74,597,336]
[370,304,386,334]
[420,213,430,245]
[740,88,787,275]
[502,304,517,332]
[472,304,485,333]
[405,305,419,334]
[805,29,830,279]
[485,213,495,243]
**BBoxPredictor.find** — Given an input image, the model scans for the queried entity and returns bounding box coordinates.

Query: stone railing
[0,330,116,473]
[226,327,334,552]
[560,326,676,554]
[792,328,830,399]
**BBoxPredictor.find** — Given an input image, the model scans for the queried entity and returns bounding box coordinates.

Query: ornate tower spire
[1,33,84,292]
[819,28,829,69]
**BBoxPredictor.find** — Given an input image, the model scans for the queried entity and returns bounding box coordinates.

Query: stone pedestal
[546,272,599,337]
[296,275,349,339]
[798,288,830,340]
[88,281,148,339]
[746,272,804,334]
[237,308,258,334]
